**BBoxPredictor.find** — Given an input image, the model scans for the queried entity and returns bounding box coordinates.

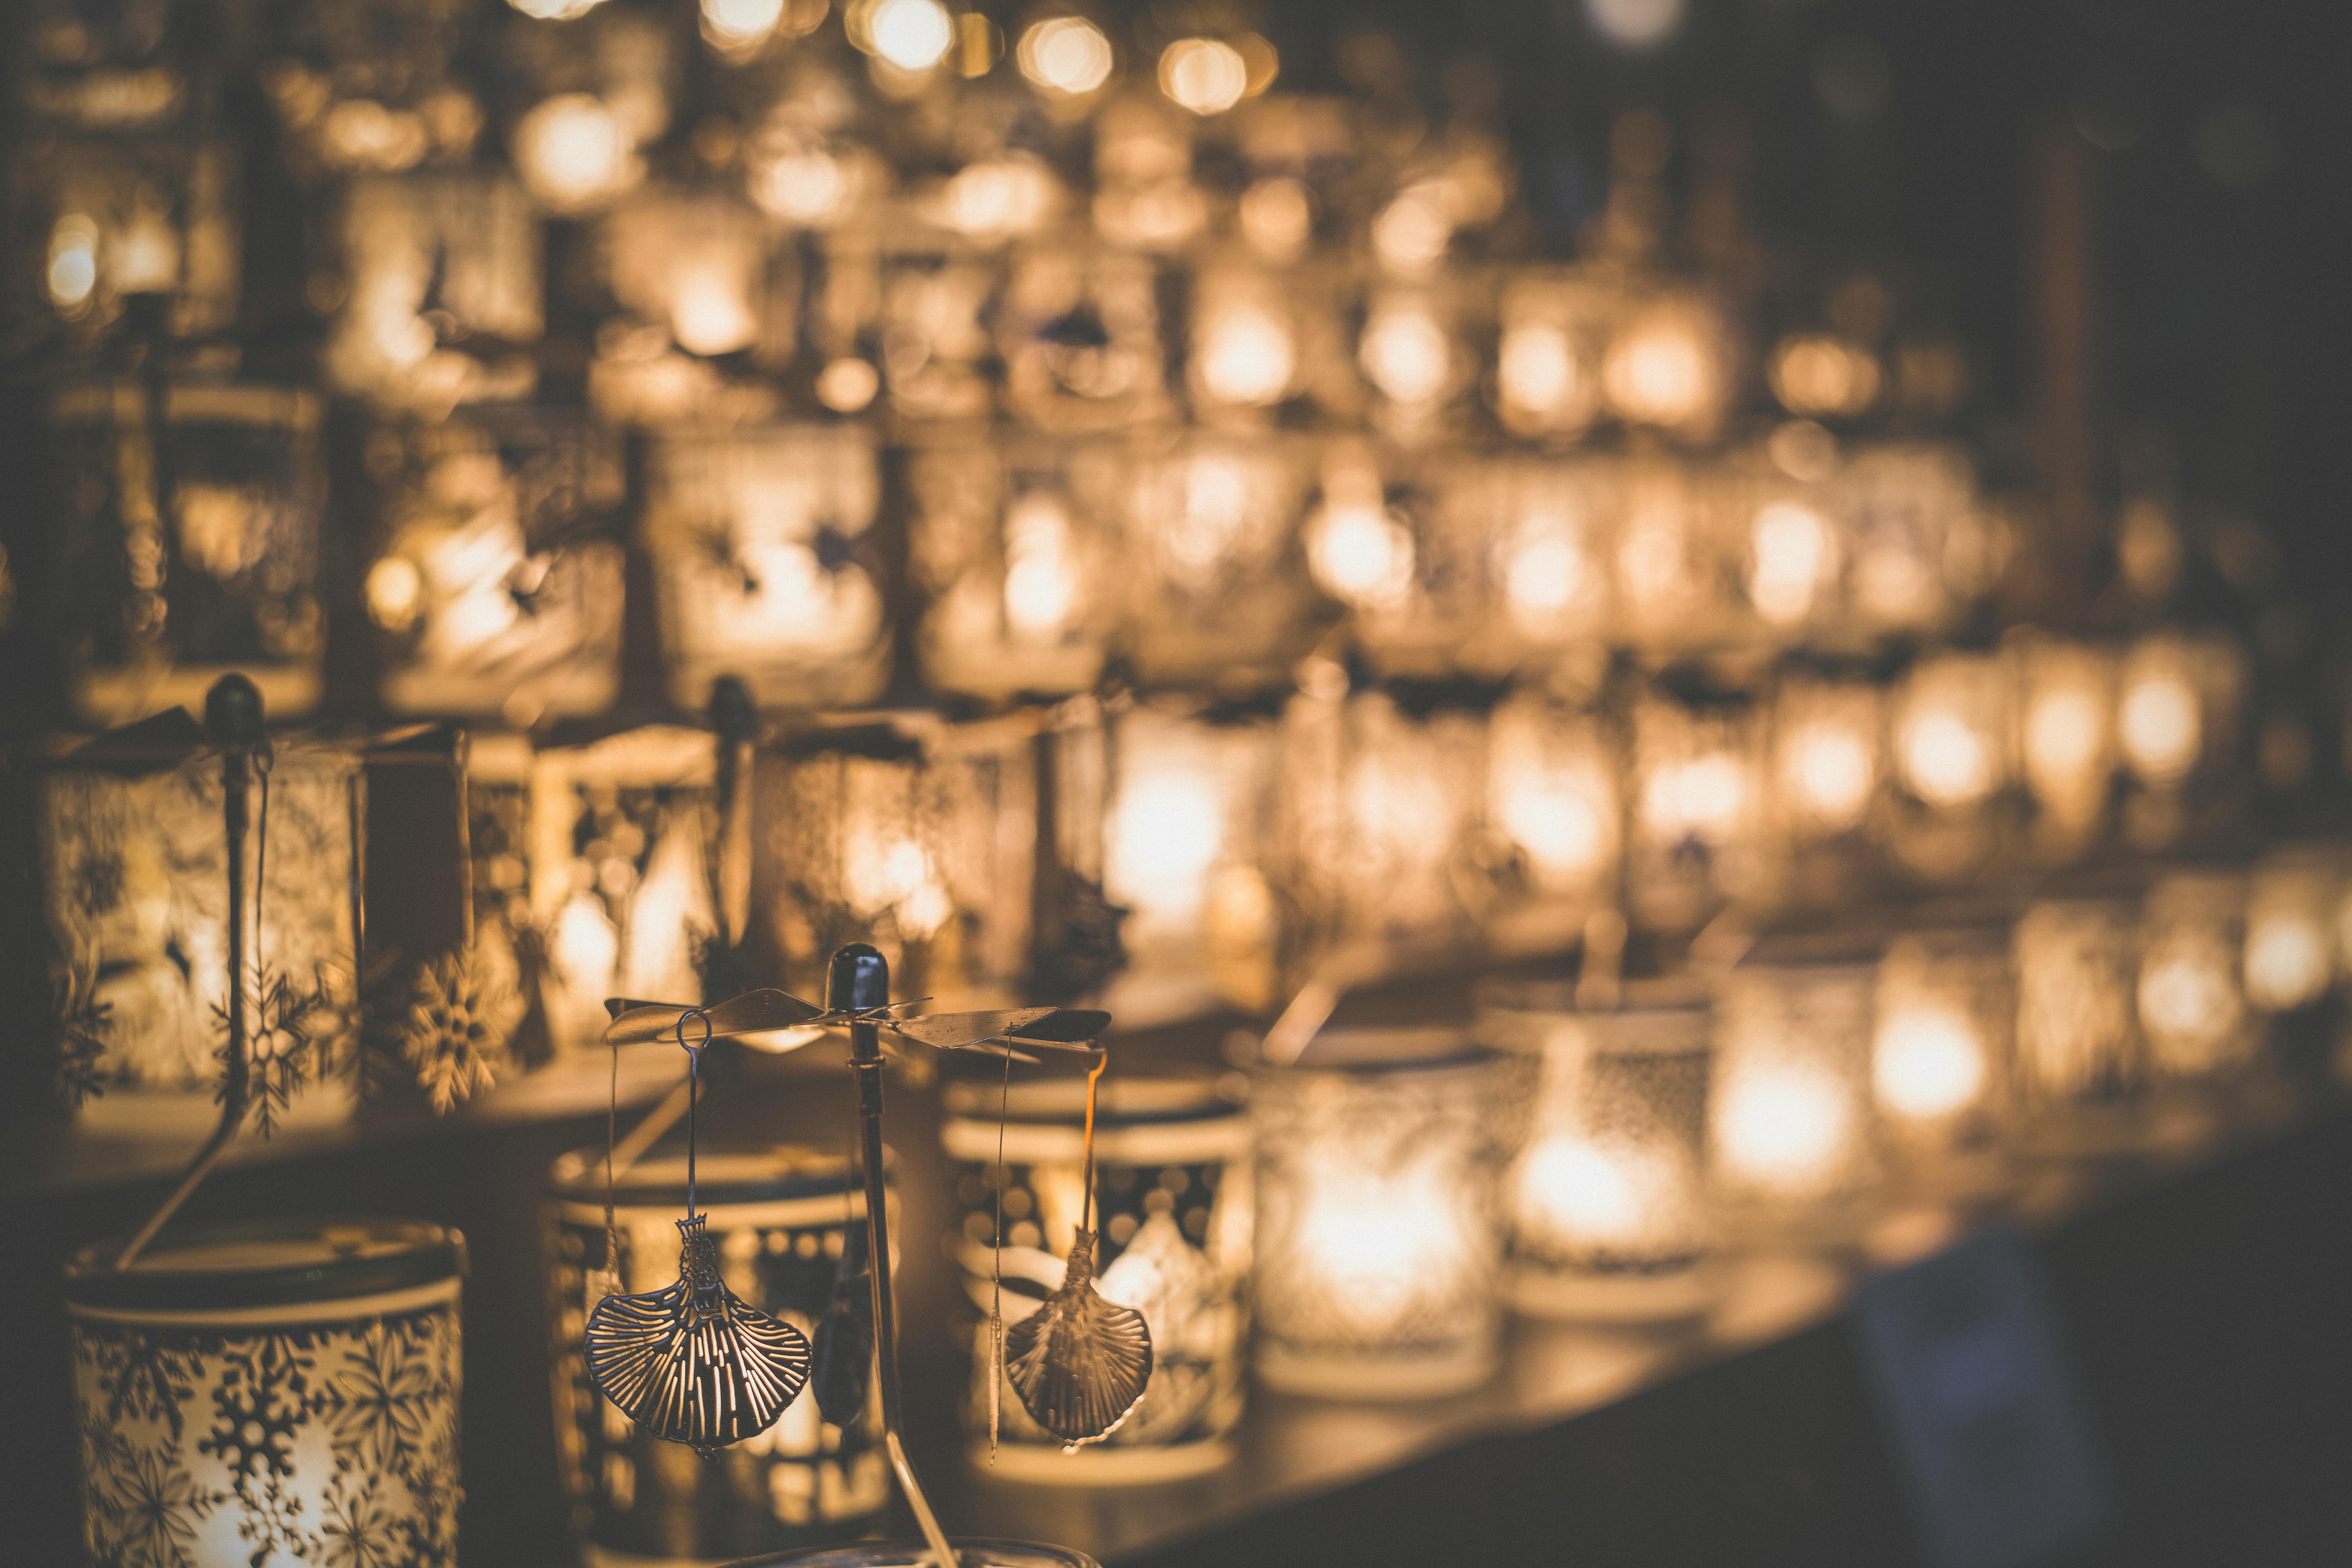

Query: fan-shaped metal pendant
[1003,1227,1153,1450]
[586,1215,812,1457]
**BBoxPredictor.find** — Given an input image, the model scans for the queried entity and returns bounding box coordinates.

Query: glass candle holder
[1273,689,1487,966]
[2013,635,2117,859]
[1088,702,1280,1020]
[1472,458,1613,662]
[2116,631,2250,849]
[1118,434,1319,689]
[1839,443,1975,637]
[464,733,540,1066]
[1356,281,1478,441]
[324,170,543,412]
[1612,457,1736,653]
[1477,981,1715,1321]
[1872,927,2012,1185]
[760,717,1034,1007]
[1770,672,1883,906]
[604,189,787,360]
[1488,266,1608,443]
[909,438,1120,700]
[2012,897,2152,1152]
[1885,651,2011,884]
[38,737,362,1136]
[940,1074,1251,1481]
[535,726,721,1053]
[2244,846,2343,1013]
[547,1145,885,1559]
[1483,691,1622,937]
[998,235,1173,434]
[2136,870,2251,1082]
[1626,686,1772,933]
[1249,1029,1525,1398]
[1708,961,1881,1244]
[47,381,326,726]
[1186,258,1315,421]
[1303,443,1486,675]
[1599,288,1731,441]
[16,135,239,344]
[1733,461,1846,639]
[869,218,1002,422]
[65,1218,466,1568]
[641,423,889,711]
[365,411,626,724]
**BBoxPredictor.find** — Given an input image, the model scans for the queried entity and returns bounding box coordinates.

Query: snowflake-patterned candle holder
[63,1217,467,1568]
[941,1073,1250,1482]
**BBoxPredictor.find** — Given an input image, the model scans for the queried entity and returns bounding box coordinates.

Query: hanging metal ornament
[1001,1054,1154,1450]
[807,1210,876,1429]
[584,1012,812,1459]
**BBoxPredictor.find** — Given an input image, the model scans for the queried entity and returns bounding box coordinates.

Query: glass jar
[1884,651,2011,884]
[64,1218,466,1568]
[2012,897,2150,1152]
[2244,846,2343,1013]
[940,1074,1250,1481]
[546,1145,885,1560]
[2136,870,2251,1083]
[1770,670,1884,909]
[2013,635,2117,861]
[1478,980,1715,1321]
[1626,684,1773,934]
[1872,926,2012,1187]
[1708,960,1881,1243]
[1249,1029,1526,1398]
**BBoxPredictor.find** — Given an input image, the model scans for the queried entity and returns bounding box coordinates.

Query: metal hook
[675,1007,713,1056]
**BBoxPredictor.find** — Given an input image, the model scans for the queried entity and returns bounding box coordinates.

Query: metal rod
[831,943,957,1568]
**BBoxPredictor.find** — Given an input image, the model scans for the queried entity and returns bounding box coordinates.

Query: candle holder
[2244,846,2343,1013]
[909,437,1120,700]
[1883,651,2012,885]
[323,170,543,412]
[2013,634,2117,862]
[47,381,326,726]
[1731,455,1846,640]
[364,411,626,724]
[642,423,889,711]
[1840,443,1977,637]
[1249,1028,1526,1398]
[1478,980,1716,1322]
[65,1218,467,1568]
[2013,896,2158,1154]
[869,216,1004,423]
[547,1144,887,1560]
[1769,667,1883,909]
[1488,266,1608,443]
[1872,925,2012,1192]
[1626,681,1773,934]
[1356,280,1479,442]
[1483,690,1622,949]
[16,135,239,345]
[941,1074,1250,1481]
[1598,287,1731,441]
[1119,434,1319,690]
[998,234,1174,434]
[1612,457,1737,654]
[2136,870,2252,1087]
[1707,959,1881,1245]
[1470,458,1612,663]
[2116,630,2250,851]
[1185,258,1323,422]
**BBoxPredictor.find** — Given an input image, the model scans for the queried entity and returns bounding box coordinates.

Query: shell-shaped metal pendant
[586,1216,811,1457]
[1003,1227,1153,1450]
[808,1218,875,1429]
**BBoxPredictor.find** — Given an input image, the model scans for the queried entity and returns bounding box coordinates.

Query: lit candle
[1893,654,2008,813]
[1872,928,2011,1180]
[1480,982,1715,1321]
[2015,636,2116,854]
[2013,898,2152,1152]
[1773,678,1880,837]
[1486,692,1620,904]
[2244,847,2342,1011]
[2136,871,2250,1080]
[1628,688,1767,932]
[1492,268,1602,440]
[1251,1029,1524,1397]
[1708,961,1880,1240]
[1601,295,1725,436]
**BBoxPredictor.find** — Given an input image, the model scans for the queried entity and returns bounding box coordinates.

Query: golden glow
[1002,492,1080,638]
[1358,304,1452,406]
[1501,513,1589,628]
[1748,500,1838,627]
[1196,303,1294,406]
[859,0,954,70]
[815,357,880,412]
[1641,752,1747,842]
[1370,189,1452,275]
[365,556,424,630]
[2119,670,2201,785]
[1769,334,1880,418]
[1782,721,1875,830]
[1603,305,1715,429]
[512,0,606,17]
[1307,494,1414,611]
[701,0,788,49]
[1498,323,1587,426]
[1159,38,1249,116]
[2025,688,2105,787]
[2246,918,2330,1011]
[514,94,638,212]
[1586,0,1685,49]
[1713,1062,1851,1199]
[667,265,757,356]
[940,154,1059,239]
[1900,711,1995,809]
[1516,1138,1677,1252]
[113,207,180,294]
[1294,1159,1471,1334]
[1496,766,1607,883]
[1018,16,1114,96]
[2138,948,2241,1072]
[1873,1007,1986,1123]
[748,145,852,225]
[47,214,100,312]
[1238,178,1312,260]
[552,890,620,1000]
[1109,768,1224,920]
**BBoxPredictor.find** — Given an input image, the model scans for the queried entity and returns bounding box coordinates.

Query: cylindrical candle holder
[1248,1029,1525,1399]
[2136,870,2252,1085]
[2244,846,2342,1013]
[1872,925,2013,1190]
[64,1218,467,1568]
[1477,980,1716,1322]
[2012,897,2153,1153]
[546,1144,886,1564]
[1707,960,1881,1245]
[940,1074,1251,1482]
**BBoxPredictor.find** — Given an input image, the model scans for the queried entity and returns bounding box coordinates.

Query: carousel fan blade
[1002,1227,1153,1449]
[586,1217,811,1457]
[1003,1009,1113,1050]
[808,1220,876,1428]
[603,1002,700,1045]
[702,989,829,1037]
[884,1007,1059,1051]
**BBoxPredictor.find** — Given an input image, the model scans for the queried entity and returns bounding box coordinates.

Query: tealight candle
[1708,960,1880,1242]
[2244,846,2343,1012]
[1872,927,2012,1184]
[2136,871,2250,1081]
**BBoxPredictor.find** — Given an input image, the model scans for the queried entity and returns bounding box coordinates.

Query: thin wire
[677,1009,710,1217]
[989,1046,1011,1457]
[604,1034,619,1295]
[1080,1052,1107,1237]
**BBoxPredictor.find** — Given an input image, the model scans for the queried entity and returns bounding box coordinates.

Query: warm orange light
[515,94,638,212]
[1747,500,1838,627]
[1018,16,1114,96]
[1159,38,1249,115]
